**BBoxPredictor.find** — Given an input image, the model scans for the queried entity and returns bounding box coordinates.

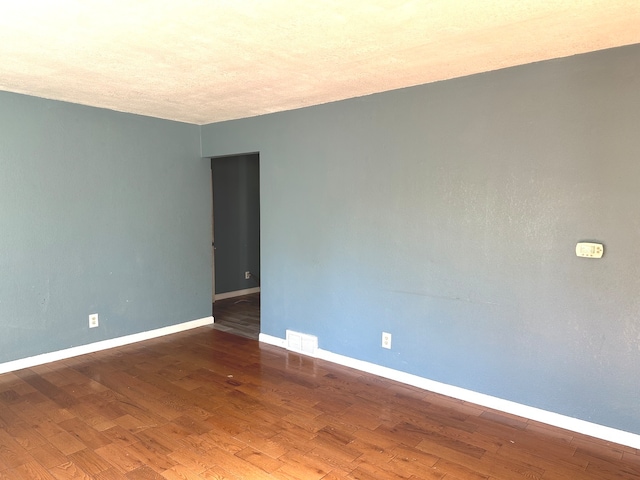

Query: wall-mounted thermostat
[576,242,604,258]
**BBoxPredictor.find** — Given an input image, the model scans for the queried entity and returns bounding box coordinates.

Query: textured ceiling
[0,1,638,125]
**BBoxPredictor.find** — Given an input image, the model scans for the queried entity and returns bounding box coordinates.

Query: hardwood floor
[0,327,637,479]
[213,293,260,340]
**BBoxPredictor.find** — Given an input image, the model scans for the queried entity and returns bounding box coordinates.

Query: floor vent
[286,330,318,356]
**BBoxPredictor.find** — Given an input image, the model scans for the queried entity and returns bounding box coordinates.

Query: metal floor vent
[286,330,318,357]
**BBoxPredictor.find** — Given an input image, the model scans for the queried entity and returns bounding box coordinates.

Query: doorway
[211,153,260,339]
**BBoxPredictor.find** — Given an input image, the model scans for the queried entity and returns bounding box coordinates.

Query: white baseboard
[215,287,260,301]
[0,316,214,375]
[259,333,286,348]
[258,333,640,449]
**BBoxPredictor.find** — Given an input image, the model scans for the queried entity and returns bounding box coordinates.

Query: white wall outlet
[89,313,99,328]
[382,332,392,349]
[245,271,251,280]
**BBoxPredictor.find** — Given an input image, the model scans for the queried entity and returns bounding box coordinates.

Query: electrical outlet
[245,271,251,280]
[382,332,392,349]
[89,313,99,328]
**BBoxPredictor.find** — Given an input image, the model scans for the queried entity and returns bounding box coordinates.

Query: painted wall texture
[212,153,260,294]
[0,92,212,362]
[201,44,640,434]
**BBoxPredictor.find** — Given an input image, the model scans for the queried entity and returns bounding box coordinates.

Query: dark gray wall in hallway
[201,44,640,434]
[0,91,212,363]
[212,154,260,294]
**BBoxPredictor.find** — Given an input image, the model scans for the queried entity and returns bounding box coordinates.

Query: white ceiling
[0,1,638,125]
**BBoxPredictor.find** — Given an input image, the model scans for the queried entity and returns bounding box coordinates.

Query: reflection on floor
[212,292,260,340]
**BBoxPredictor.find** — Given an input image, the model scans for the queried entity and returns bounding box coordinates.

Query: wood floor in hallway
[0,326,637,479]
[213,292,260,340]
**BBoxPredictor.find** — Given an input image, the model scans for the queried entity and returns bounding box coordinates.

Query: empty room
[0,1,640,479]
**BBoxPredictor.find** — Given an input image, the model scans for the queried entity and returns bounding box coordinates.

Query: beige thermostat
[576,242,603,258]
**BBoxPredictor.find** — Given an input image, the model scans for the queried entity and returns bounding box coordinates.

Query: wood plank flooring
[0,326,637,479]
[213,293,260,340]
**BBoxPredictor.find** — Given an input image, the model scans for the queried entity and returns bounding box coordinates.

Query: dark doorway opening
[211,153,260,339]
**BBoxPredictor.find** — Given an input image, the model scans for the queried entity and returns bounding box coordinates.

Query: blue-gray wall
[201,44,640,434]
[0,91,212,362]
[212,153,260,294]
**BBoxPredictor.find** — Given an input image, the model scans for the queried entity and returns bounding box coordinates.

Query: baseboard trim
[259,334,640,449]
[259,333,287,348]
[215,287,260,301]
[0,316,214,375]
